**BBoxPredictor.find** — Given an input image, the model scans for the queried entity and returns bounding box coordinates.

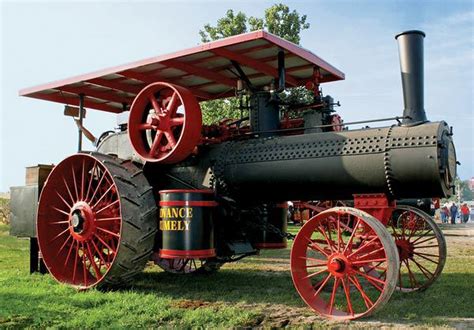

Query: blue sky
[1,0,473,192]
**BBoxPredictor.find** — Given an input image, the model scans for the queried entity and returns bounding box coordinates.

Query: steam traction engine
[12,30,457,320]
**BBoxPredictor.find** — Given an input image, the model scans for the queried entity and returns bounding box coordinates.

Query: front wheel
[290,207,399,320]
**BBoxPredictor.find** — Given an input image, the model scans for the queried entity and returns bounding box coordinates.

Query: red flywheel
[128,82,202,163]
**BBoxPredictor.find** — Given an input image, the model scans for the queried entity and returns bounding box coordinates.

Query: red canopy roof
[19,30,345,113]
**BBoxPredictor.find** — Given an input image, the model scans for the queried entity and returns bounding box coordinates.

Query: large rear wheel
[37,153,157,289]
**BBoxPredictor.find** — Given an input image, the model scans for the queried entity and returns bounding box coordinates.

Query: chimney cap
[395,30,426,40]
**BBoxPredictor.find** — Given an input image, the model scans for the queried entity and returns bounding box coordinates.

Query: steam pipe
[395,30,427,125]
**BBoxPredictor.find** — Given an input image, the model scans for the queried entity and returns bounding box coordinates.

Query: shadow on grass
[1,268,473,326]
[127,266,474,321]
[131,267,301,306]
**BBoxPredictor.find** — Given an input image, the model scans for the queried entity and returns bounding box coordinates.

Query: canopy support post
[78,94,85,152]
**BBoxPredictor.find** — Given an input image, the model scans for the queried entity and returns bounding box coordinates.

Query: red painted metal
[159,201,219,207]
[29,91,122,113]
[162,59,237,87]
[353,194,396,225]
[159,248,216,259]
[255,242,287,249]
[128,82,202,163]
[291,207,399,320]
[210,48,299,86]
[119,70,213,101]
[19,30,344,113]
[36,154,122,289]
[159,189,214,194]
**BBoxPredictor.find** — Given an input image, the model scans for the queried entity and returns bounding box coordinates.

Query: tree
[199,4,311,125]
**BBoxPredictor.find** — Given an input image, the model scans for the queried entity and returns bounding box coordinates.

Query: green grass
[1,223,473,328]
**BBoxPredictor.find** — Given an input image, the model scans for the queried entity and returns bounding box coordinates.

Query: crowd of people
[440,202,471,224]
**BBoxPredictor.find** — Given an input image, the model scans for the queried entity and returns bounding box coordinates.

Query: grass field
[1,222,473,328]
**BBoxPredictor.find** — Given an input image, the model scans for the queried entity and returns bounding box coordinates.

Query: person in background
[461,203,470,224]
[450,202,458,224]
[441,205,449,224]
[75,119,98,146]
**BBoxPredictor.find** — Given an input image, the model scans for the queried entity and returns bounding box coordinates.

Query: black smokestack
[395,30,427,125]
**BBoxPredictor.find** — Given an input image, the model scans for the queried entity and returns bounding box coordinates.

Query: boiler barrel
[212,121,456,201]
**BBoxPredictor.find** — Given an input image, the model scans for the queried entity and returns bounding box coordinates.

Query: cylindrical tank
[158,189,217,259]
[209,121,455,202]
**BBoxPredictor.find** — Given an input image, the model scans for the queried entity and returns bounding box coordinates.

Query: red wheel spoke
[81,159,86,200]
[49,227,70,243]
[96,226,120,238]
[84,162,97,202]
[363,261,386,276]
[410,258,434,277]
[62,176,76,204]
[415,244,438,249]
[412,252,439,265]
[342,218,360,254]
[86,243,102,280]
[353,269,386,286]
[149,131,164,156]
[91,184,115,209]
[302,268,328,280]
[166,92,180,115]
[72,242,79,283]
[149,95,162,114]
[91,239,109,268]
[139,123,154,130]
[412,235,436,246]
[50,220,70,225]
[349,275,374,309]
[94,233,116,255]
[328,277,340,315]
[351,257,387,265]
[413,251,440,259]
[411,228,434,244]
[95,199,120,215]
[341,277,354,316]
[88,170,108,203]
[169,117,184,127]
[317,225,336,253]
[81,243,88,287]
[64,240,76,267]
[306,262,328,268]
[52,206,70,217]
[71,165,79,201]
[96,216,121,222]
[164,131,177,148]
[55,190,72,209]
[305,236,329,257]
[403,260,419,287]
[337,214,344,252]
[55,235,72,257]
[347,237,380,258]
[312,274,332,298]
[300,256,328,264]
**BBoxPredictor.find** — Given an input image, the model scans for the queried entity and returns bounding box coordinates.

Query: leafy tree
[199,4,311,125]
